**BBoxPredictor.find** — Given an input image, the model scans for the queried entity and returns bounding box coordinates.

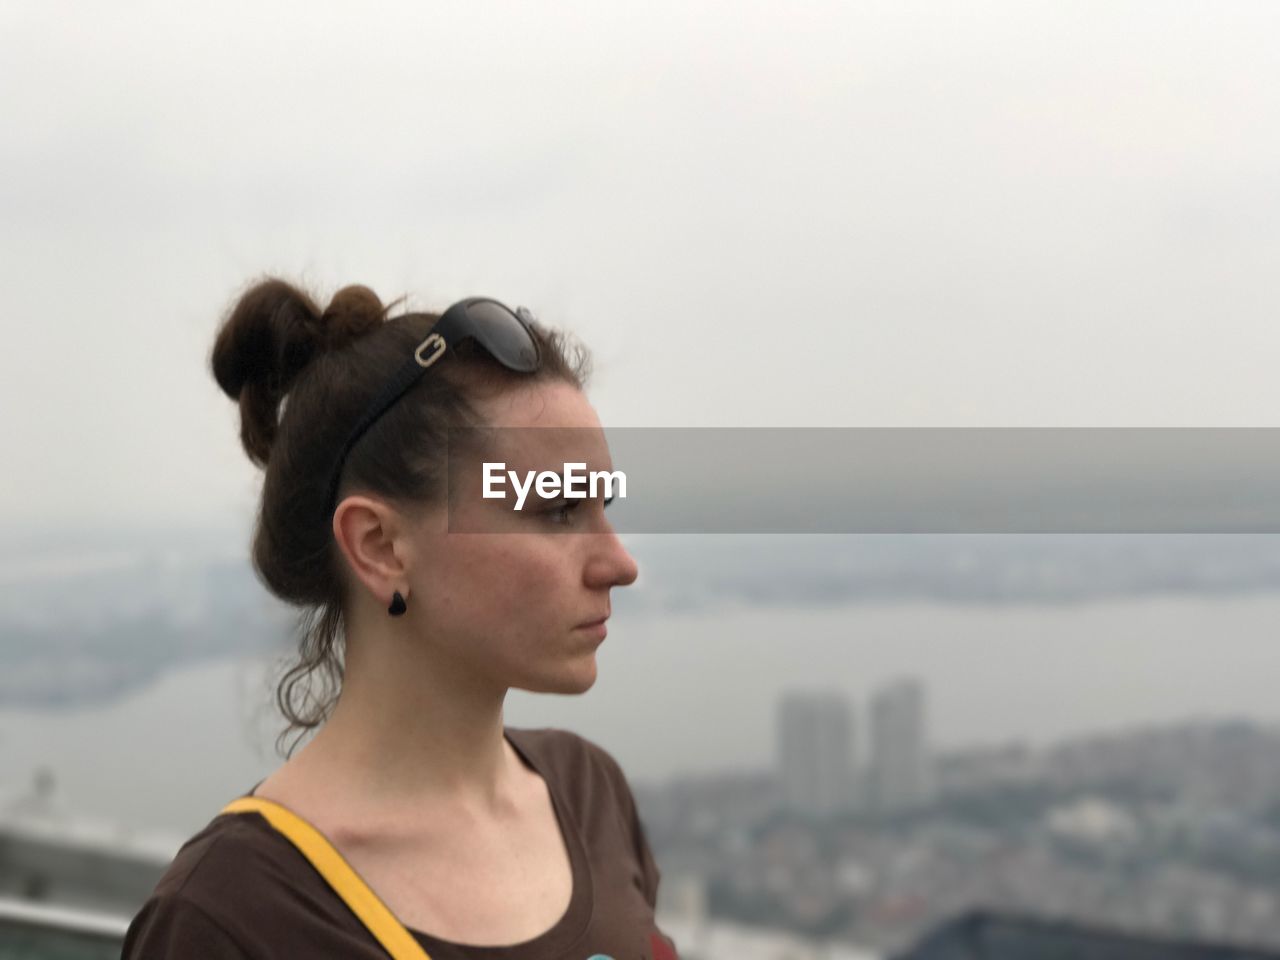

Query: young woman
[123,279,678,960]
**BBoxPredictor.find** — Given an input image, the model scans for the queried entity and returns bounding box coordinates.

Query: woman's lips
[575,618,608,640]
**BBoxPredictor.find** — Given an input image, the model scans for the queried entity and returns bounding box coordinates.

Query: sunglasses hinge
[414,334,447,369]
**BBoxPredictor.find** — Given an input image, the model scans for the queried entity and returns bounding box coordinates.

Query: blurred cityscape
[642,683,1280,957]
[9,679,1280,958]
[5,538,1280,956]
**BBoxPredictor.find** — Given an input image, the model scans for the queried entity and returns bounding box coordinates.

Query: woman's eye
[544,495,613,525]
[546,500,581,525]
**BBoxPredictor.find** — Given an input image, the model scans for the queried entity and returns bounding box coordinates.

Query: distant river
[3,594,1280,836]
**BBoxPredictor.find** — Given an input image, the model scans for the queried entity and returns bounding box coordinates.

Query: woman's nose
[585,527,639,588]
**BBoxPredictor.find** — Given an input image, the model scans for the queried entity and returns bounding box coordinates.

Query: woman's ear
[331,496,410,602]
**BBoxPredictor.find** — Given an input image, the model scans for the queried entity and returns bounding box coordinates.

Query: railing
[0,896,126,959]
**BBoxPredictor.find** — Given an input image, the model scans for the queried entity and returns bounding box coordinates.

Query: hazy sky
[3,1,1279,536]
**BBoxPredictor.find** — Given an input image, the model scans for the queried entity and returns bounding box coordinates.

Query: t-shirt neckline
[242,726,594,959]
[407,728,593,958]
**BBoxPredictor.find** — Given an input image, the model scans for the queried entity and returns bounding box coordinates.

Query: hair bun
[318,284,386,350]
[212,278,388,468]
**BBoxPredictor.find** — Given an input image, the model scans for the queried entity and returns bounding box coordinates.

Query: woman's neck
[272,644,526,822]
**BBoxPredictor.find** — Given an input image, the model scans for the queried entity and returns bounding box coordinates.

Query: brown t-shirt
[122,727,679,960]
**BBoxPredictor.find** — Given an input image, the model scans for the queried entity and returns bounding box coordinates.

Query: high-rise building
[776,691,855,818]
[868,678,933,813]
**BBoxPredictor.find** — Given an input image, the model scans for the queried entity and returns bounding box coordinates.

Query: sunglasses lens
[462,300,540,371]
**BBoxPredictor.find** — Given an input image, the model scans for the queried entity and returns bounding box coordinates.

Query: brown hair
[210,277,590,758]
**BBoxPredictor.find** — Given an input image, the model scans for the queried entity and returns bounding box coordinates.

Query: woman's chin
[521,658,598,695]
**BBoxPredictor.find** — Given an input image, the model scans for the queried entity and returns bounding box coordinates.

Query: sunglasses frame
[324,297,542,516]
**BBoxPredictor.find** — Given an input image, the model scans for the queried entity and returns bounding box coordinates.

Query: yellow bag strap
[221,795,432,960]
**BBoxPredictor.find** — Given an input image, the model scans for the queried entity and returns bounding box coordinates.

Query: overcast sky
[3,1,1279,539]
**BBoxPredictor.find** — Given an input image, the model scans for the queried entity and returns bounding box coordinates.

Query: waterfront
[4,593,1280,836]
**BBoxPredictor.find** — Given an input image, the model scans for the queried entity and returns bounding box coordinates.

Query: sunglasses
[325,297,542,515]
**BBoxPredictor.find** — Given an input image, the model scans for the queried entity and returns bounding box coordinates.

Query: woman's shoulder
[134,810,313,926]
[146,808,285,897]
[123,813,283,958]
[124,807,380,958]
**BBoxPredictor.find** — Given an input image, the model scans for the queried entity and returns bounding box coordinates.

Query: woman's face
[402,380,639,695]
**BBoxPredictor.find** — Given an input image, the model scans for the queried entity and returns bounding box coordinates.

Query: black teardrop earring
[388,591,407,617]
